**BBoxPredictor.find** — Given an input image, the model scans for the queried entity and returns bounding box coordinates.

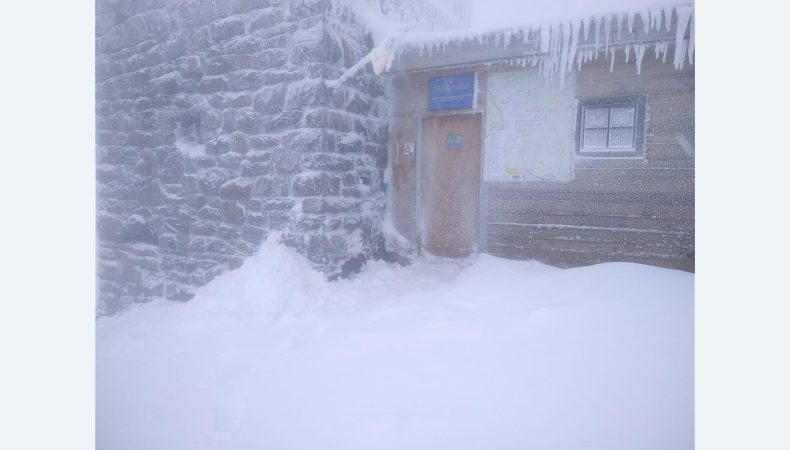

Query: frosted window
[577,96,645,157]
[584,129,608,148]
[609,128,634,147]
[584,108,609,128]
[610,107,635,127]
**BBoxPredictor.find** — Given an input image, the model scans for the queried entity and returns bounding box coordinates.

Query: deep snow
[96,237,693,450]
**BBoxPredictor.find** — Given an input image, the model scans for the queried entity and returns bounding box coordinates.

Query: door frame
[415,110,486,257]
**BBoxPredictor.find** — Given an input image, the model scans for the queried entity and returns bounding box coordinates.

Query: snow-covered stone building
[382,2,695,272]
[96,0,390,315]
[95,0,695,314]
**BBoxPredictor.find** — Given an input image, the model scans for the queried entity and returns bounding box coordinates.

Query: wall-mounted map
[484,69,576,182]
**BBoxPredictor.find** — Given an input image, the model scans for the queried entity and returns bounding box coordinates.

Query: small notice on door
[402,142,415,158]
[446,133,462,150]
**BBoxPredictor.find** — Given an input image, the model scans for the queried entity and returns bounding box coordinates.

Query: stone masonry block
[209,91,253,108]
[252,175,289,197]
[197,167,232,195]
[249,7,282,31]
[291,172,340,197]
[97,213,126,243]
[210,15,246,42]
[251,49,288,70]
[289,0,332,18]
[282,129,335,153]
[229,70,267,92]
[285,79,329,109]
[290,25,342,65]
[301,197,358,214]
[205,55,252,76]
[259,69,303,85]
[304,108,353,132]
[271,147,301,173]
[221,200,246,225]
[253,85,286,114]
[219,177,253,200]
[300,153,353,171]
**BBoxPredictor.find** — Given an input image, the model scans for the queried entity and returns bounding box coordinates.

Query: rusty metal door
[420,113,482,258]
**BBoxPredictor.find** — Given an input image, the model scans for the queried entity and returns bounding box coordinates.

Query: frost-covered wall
[96,0,389,315]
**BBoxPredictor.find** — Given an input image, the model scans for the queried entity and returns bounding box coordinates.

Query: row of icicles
[396,5,694,87]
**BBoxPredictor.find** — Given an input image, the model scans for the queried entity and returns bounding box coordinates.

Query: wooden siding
[384,43,695,272]
[485,55,695,271]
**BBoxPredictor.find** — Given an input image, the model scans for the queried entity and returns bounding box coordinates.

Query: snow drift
[96,236,693,450]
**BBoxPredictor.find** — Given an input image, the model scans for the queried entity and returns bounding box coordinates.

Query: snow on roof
[333,0,694,83]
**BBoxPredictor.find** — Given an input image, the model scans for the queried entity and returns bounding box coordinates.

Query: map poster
[483,69,576,182]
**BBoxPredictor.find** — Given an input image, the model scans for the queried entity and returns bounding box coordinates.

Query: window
[575,96,646,158]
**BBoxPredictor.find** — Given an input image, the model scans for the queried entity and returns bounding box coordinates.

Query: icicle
[640,11,650,34]
[554,22,562,76]
[651,8,661,31]
[635,44,646,74]
[609,48,616,72]
[664,7,673,31]
[616,13,623,39]
[577,51,584,71]
[605,15,612,54]
[673,6,692,69]
[550,22,560,77]
[595,16,603,57]
[626,12,635,34]
[624,45,631,64]
[539,25,549,59]
[688,9,695,64]
[583,17,592,42]
[567,19,581,73]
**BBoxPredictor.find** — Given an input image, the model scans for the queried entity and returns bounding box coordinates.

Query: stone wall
[95,0,389,315]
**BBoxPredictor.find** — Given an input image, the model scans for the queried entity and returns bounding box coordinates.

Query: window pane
[583,129,608,148]
[584,108,609,128]
[610,107,635,127]
[609,127,634,147]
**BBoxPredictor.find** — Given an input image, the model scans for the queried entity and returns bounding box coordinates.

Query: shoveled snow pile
[96,237,693,450]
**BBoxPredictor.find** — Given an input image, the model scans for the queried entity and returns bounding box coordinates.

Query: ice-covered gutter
[330,1,694,85]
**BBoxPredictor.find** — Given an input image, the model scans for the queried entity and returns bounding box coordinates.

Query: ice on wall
[335,0,695,83]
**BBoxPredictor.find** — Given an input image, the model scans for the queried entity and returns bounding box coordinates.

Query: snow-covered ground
[96,237,693,450]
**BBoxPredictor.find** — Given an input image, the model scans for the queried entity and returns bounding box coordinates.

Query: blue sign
[446,133,462,150]
[428,73,475,110]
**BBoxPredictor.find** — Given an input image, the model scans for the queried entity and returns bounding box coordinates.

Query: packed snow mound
[97,236,694,450]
